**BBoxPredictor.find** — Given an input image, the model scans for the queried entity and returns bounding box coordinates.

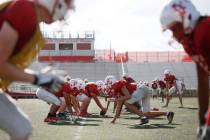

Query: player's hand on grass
[110,118,116,124]
[102,108,107,112]
[110,120,115,124]
[100,108,107,116]
[33,74,65,93]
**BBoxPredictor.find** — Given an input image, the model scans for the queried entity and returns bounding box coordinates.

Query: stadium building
[8,31,197,98]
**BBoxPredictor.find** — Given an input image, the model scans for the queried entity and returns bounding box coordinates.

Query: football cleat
[197,126,210,140]
[57,112,68,120]
[44,116,60,123]
[197,126,203,140]
[197,109,210,140]
[139,116,149,125]
[167,112,174,124]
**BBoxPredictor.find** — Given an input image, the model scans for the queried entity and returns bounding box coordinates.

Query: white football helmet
[160,0,200,34]
[69,79,78,89]
[76,79,86,91]
[105,75,117,88]
[137,81,149,88]
[84,78,89,83]
[122,73,129,78]
[144,81,150,87]
[65,75,71,82]
[164,69,171,75]
[96,80,105,91]
[137,81,144,88]
[37,0,75,21]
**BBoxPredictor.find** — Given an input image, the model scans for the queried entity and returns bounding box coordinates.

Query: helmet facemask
[105,76,116,89]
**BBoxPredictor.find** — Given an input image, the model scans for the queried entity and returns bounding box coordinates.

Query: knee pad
[36,88,61,106]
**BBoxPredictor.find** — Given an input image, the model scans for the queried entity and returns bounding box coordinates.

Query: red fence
[94,49,116,62]
[94,50,192,63]
[38,49,192,63]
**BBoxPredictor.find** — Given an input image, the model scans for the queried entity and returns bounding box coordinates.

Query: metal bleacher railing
[7,83,37,99]
[94,50,191,63]
[42,31,95,39]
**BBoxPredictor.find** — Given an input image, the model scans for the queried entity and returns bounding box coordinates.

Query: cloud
[42,0,210,52]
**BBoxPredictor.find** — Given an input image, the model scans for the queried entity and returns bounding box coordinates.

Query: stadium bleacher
[124,62,197,89]
[28,61,197,89]
[8,61,197,98]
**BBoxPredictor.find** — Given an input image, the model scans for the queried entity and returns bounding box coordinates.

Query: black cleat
[167,112,174,124]
[57,112,68,120]
[139,117,149,125]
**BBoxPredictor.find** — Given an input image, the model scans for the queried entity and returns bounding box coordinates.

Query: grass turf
[0,97,198,140]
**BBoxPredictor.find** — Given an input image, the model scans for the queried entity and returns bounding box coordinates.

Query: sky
[42,0,210,52]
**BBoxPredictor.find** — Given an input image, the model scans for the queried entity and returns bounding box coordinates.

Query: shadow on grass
[128,123,177,129]
[47,121,100,126]
[179,107,198,110]
[123,116,165,120]
[148,117,165,120]
[123,116,140,120]
[169,123,181,126]
[87,114,113,119]
[66,117,103,122]
[83,119,103,122]
[122,112,133,115]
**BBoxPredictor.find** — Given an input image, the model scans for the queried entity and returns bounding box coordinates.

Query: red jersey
[105,88,114,97]
[71,88,79,97]
[0,0,37,56]
[164,75,176,88]
[54,82,72,97]
[151,82,158,89]
[158,80,166,89]
[112,80,136,97]
[183,17,210,73]
[85,82,99,97]
[127,82,137,94]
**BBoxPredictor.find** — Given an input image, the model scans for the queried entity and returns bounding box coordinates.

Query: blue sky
[42,0,210,52]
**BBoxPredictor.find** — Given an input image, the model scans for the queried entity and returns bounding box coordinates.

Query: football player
[0,0,74,139]
[125,81,174,124]
[160,0,210,138]
[163,69,183,107]
[105,76,148,124]
[57,75,71,114]
[105,76,174,124]
[79,80,107,116]
[122,73,136,83]
[151,80,159,101]
[36,78,80,122]
[156,78,167,103]
[75,79,92,117]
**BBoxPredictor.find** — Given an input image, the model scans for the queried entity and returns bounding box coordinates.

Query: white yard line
[73,118,86,140]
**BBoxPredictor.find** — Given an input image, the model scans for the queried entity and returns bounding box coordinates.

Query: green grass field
[0,97,198,140]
